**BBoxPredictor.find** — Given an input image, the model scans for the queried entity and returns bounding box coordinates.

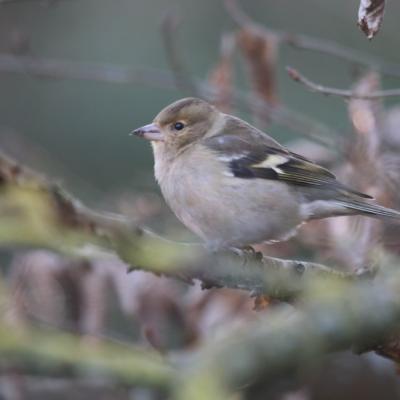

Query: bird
[132,97,400,252]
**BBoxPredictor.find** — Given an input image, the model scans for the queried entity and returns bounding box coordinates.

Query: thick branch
[287,66,400,99]
[0,150,349,302]
[0,324,173,389]
[176,268,400,399]
[3,154,400,397]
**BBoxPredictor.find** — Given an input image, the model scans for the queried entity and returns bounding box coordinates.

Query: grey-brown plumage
[132,97,400,250]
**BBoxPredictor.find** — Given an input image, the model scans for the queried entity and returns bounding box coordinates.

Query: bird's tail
[337,199,400,220]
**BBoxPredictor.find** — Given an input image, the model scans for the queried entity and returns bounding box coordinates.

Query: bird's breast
[154,146,224,238]
[152,145,303,248]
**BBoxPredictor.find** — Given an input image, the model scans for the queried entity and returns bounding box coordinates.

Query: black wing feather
[203,132,372,200]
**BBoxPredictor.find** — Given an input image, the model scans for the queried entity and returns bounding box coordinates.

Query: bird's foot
[230,246,263,264]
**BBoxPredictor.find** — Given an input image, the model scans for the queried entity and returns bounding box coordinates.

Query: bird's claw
[230,246,263,264]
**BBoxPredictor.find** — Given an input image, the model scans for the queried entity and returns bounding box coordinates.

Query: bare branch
[234,92,339,147]
[287,66,400,99]
[0,53,176,88]
[358,0,386,39]
[177,266,400,399]
[159,11,340,146]
[0,53,340,147]
[161,12,199,95]
[225,0,400,79]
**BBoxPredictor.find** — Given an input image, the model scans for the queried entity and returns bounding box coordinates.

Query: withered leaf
[348,72,382,160]
[237,26,279,107]
[208,33,236,113]
[358,0,385,39]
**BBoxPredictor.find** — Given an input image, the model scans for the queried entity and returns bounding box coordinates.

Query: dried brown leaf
[237,26,279,124]
[358,0,386,39]
[208,33,236,113]
[348,71,382,166]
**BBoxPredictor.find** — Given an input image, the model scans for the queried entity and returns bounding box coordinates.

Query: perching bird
[132,97,400,251]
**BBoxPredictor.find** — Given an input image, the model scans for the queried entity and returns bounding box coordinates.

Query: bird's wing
[202,121,372,200]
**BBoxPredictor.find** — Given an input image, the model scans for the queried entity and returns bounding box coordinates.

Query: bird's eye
[173,122,185,131]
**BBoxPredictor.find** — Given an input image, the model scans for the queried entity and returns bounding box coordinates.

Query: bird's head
[132,97,219,153]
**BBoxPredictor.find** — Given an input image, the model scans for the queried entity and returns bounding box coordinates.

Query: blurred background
[1,0,400,206]
[2,0,400,399]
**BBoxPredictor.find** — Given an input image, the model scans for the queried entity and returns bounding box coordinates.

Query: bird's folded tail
[337,199,400,220]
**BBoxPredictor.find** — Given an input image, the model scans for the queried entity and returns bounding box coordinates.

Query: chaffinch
[132,97,400,251]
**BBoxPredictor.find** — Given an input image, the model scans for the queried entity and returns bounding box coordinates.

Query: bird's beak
[130,123,164,142]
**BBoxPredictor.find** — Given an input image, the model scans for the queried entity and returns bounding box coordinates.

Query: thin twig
[287,66,400,99]
[159,12,340,147]
[0,53,176,88]
[236,93,340,147]
[0,53,339,147]
[224,0,400,79]
[161,12,199,95]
